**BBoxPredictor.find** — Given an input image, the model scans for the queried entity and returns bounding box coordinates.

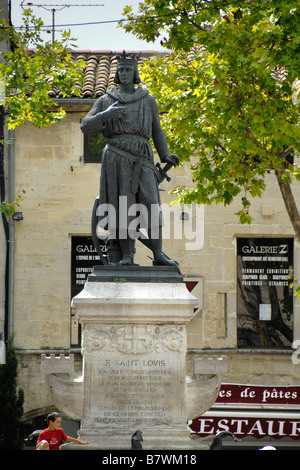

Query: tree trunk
[275,169,300,241]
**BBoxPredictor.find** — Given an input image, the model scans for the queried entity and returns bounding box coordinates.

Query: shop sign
[237,237,294,348]
[71,235,106,298]
[189,414,300,440]
[216,383,300,406]
[189,384,300,440]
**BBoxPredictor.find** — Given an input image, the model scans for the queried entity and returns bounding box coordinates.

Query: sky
[11,0,166,52]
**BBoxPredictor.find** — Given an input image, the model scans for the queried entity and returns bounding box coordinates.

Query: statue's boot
[107,239,122,264]
[149,231,181,274]
[153,252,179,267]
[119,256,134,266]
[118,238,136,266]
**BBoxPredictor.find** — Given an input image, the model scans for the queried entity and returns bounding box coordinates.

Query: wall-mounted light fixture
[180,211,189,221]
[12,212,23,221]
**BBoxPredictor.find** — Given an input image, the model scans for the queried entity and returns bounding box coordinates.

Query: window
[83,131,106,163]
[237,237,294,348]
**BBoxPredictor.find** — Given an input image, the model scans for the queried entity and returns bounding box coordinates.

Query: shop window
[237,237,294,348]
[83,131,106,163]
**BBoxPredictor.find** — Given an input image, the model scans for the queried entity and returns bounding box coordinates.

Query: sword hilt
[156,162,171,182]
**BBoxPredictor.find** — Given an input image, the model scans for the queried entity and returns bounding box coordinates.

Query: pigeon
[23,429,43,447]
[259,445,276,450]
[131,430,143,450]
[210,430,240,450]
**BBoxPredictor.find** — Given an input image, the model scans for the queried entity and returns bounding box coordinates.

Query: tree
[121,0,300,235]
[0,8,84,343]
[0,8,84,214]
[0,8,84,129]
[0,337,24,449]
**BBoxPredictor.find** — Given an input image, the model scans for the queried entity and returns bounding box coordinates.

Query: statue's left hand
[163,154,179,167]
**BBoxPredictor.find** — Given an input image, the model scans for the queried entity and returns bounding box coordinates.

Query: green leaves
[0,9,85,217]
[122,0,300,224]
[0,9,84,129]
[0,191,25,217]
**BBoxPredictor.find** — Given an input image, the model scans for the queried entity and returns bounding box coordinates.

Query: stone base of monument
[47,267,226,450]
[60,430,207,450]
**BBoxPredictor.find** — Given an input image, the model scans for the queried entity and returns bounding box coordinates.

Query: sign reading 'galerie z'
[237,237,294,348]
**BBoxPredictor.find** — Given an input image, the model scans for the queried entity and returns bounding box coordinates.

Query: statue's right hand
[101,102,126,121]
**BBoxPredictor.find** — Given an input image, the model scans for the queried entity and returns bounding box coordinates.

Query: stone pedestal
[48,266,226,450]
[72,266,205,449]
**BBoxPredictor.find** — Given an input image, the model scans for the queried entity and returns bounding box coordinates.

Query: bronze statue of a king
[81,51,179,268]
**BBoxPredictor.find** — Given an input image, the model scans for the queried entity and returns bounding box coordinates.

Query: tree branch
[182,8,206,31]
[275,168,300,240]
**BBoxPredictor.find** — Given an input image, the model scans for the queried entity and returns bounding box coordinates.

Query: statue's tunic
[96,85,161,232]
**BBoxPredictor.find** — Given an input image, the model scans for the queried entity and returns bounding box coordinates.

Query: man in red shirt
[36,412,89,450]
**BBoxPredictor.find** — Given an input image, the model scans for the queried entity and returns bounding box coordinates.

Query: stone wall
[186,351,299,385]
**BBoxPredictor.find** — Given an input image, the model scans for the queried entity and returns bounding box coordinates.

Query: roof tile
[52,51,154,99]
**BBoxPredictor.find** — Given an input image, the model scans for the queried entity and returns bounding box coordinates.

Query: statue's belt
[105,142,157,194]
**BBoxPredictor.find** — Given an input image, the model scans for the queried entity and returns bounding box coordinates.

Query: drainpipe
[1,0,14,344]
[0,120,15,344]
[0,106,9,343]
[7,127,14,340]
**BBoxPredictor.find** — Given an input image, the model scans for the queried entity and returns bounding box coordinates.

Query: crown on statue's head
[114,50,142,84]
[116,50,140,67]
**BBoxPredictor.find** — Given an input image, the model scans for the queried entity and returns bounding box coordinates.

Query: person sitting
[36,412,89,450]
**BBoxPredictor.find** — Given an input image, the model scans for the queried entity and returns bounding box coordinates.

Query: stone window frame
[83,131,106,163]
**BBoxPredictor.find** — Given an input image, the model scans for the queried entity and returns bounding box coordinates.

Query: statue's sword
[91,196,109,265]
[155,160,174,184]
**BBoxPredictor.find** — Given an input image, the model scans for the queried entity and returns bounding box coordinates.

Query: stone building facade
[2,52,300,448]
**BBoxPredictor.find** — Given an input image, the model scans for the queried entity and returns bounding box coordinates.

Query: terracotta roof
[50,50,158,100]
[60,50,285,101]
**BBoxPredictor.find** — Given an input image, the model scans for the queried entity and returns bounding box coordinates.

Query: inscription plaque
[81,325,186,431]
